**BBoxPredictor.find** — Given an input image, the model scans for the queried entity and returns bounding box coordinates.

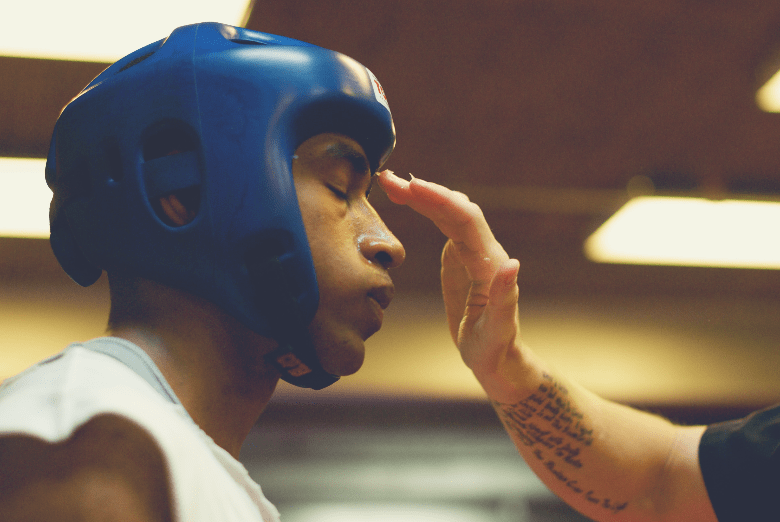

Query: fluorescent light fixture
[0,0,252,62]
[584,196,780,269]
[757,68,780,112]
[0,158,50,238]
[281,503,496,522]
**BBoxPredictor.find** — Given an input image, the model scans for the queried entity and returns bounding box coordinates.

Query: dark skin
[0,415,173,522]
[0,133,405,521]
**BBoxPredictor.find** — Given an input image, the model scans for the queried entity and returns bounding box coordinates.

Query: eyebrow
[324,141,377,196]
[324,142,371,176]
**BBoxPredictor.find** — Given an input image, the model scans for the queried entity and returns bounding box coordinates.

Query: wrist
[472,342,545,404]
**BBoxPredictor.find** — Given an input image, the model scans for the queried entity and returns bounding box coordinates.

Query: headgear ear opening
[141,120,203,227]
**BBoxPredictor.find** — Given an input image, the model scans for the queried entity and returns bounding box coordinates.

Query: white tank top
[0,337,280,522]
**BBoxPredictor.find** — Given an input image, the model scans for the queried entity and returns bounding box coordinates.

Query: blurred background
[2,1,780,520]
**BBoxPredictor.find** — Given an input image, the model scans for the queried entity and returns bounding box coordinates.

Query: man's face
[292,133,405,376]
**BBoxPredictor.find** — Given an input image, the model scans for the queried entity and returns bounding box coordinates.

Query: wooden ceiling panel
[0,57,108,157]
[247,0,780,191]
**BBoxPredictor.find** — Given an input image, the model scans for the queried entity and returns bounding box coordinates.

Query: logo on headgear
[366,68,390,113]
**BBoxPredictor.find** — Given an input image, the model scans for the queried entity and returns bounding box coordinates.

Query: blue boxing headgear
[45,22,396,390]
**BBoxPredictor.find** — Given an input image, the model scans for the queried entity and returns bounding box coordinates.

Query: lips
[363,282,395,338]
[368,283,395,311]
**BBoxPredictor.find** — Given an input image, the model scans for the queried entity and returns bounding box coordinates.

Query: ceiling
[1,0,779,415]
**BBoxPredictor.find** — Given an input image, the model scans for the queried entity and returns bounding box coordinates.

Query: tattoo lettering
[492,373,628,515]
[493,373,593,449]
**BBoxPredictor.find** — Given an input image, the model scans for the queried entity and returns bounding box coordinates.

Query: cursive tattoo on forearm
[492,372,628,514]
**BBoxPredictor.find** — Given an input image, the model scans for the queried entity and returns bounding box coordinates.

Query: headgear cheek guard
[45,22,396,389]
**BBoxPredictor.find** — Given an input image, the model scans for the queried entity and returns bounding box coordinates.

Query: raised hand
[378,170,720,522]
[377,171,523,389]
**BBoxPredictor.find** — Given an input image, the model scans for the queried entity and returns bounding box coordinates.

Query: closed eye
[328,185,348,200]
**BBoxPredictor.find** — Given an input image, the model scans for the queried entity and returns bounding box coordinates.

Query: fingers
[376,169,411,205]
[378,170,509,277]
[463,259,522,370]
[379,170,486,246]
[482,258,521,333]
[379,170,523,376]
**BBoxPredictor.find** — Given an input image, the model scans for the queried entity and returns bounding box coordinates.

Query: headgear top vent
[45,22,396,389]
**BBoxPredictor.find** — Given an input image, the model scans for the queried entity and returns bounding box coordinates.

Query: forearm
[374,172,715,521]
[476,344,713,522]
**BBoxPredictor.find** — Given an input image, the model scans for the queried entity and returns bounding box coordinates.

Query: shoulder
[0,342,173,440]
[0,413,173,522]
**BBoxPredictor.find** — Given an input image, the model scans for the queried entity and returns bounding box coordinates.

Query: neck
[108,278,281,459]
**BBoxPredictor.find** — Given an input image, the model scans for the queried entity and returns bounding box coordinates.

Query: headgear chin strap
[46,22,395,390]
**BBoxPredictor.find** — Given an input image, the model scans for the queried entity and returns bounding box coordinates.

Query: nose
[357,205,406,270]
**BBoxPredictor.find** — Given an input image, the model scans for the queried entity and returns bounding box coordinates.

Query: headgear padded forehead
[45,22,396,389]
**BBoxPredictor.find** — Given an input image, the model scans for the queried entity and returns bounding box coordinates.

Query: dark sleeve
[698,404,780,522]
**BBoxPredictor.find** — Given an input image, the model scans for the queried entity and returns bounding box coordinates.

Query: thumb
[458,258,521,373]
[479,258,521,345]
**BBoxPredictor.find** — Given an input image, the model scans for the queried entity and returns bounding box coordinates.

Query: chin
[334,358,364,377]
[325,341,365,376]
[309,324,367,377]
